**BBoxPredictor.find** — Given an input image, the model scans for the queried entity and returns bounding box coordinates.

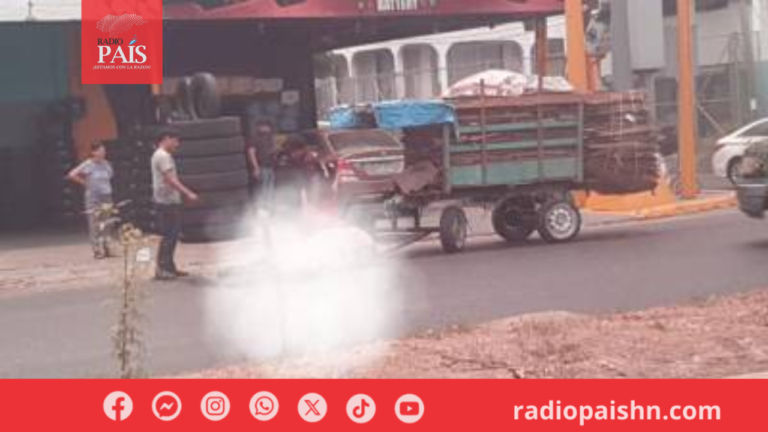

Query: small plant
[89,201,131,257]
[105,203,154,379]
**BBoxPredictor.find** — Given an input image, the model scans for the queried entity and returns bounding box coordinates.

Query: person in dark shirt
[246,120,277,212]
[273,135,321,219]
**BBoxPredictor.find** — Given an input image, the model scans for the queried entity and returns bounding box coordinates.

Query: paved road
[2,210,768,378]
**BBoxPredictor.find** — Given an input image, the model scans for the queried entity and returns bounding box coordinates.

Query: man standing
[67,141,114,259]
[246,120,276,211]
[151,128,199,281]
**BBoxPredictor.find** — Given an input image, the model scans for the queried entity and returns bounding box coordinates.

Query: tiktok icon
[347,394,376,424]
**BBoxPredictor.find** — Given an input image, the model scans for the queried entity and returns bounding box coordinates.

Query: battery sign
[375,0,438,12]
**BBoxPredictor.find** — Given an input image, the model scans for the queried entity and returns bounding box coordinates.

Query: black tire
[113,167,151,178]
[110,153,141,164]
[727,157,744,185]
[114,186,152,200]
[181,224,242,243]
[439,206,468,253]
[113,178,152,189]
[182,205,245,226]
[177,154,247,175]
[144,117,241,140]
[175,77,196,119]
[190,72,220,120]
[492,197,538,243]
[538,200,581,244]
[181,171,249,192]
[177,136,246,158]
[188,188,250,210]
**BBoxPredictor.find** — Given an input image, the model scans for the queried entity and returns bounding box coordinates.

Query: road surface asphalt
[1,210,767,378]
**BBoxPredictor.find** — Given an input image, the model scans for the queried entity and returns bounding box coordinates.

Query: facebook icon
[104,391,133,421]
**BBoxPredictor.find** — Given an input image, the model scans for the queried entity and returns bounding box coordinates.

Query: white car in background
[712,118,768,183]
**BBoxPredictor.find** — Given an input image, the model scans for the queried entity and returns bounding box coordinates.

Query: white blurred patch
[204,211,402,365]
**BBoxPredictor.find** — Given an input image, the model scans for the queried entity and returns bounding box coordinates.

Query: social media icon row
[105,391,423,423]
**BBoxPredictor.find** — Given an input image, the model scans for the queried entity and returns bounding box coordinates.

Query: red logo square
[81,0,163,84]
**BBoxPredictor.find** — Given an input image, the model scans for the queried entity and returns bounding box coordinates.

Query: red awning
[165,0,564,20]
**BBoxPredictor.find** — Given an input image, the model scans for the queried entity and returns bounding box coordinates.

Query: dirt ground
[187,290,768,379]
[0,233,247,298]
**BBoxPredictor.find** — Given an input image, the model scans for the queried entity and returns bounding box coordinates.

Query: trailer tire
[492,198,537,243]
[439,206,468,253]
[538,200,581,244]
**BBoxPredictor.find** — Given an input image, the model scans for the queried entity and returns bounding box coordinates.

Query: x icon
[304,399,320,416]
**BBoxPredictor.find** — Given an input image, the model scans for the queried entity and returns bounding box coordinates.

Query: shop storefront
[0,0,563,231]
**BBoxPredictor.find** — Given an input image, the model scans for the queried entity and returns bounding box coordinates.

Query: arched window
[352,49,396,102]
[447,41,525,85]
[400,44,440,99]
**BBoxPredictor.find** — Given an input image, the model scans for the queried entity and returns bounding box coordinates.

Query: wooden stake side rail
[446,92,661,195]
[449,95,584,188]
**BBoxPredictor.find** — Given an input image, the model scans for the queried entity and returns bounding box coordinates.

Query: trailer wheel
[492,198,537,243]
[439,206,468,253]
[538,200,581,244]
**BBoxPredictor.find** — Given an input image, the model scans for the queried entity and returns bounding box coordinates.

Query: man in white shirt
[151,127,199,281]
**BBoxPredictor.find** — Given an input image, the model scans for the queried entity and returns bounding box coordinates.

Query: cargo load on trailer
[327,92,661,253]
[447,91,660,196]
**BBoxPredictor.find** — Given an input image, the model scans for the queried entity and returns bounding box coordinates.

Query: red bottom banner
[0,380,761,430]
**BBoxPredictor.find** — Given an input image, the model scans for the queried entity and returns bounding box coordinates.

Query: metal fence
[653,32,762,139]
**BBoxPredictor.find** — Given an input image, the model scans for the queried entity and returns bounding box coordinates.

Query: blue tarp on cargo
[328,106,364,129]
[329,100,457,131]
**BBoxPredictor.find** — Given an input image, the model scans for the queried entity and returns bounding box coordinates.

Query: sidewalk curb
[584,194,736,225]
[636,194,736,220]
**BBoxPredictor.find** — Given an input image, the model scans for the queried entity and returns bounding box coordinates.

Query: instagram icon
[200,391,230,421]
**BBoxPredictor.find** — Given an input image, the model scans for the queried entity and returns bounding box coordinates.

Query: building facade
[315,17,567,119]
[317,0,768,130]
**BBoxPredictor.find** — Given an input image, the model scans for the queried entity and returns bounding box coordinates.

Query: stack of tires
[107,137,156,232]
[169,117,249,243]
[145,72,249,243]
[41,139,83,227]
[0,148,44,230]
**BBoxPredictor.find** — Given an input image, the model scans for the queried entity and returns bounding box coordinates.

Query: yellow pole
[565,0,589,93]
[677,0,699,198]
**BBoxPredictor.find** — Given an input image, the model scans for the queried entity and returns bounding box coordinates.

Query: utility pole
[611,0,633,91]
[677,0,699,199]
[565,0,589,93]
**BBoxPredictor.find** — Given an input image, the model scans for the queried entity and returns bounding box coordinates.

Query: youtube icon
[396,394,424,423]
[400,402,419,416]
